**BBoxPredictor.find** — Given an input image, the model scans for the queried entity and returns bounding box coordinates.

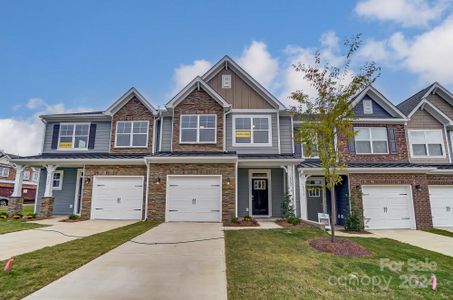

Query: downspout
[144,158,150,221]
[224,107,232,152]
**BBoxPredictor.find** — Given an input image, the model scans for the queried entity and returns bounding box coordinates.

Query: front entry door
[307,186,324,222]
[252,178,269,215]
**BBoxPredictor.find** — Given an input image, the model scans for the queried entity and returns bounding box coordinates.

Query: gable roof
[201,55,286,110]
[105,87,158,116]
[349,85,407,119]
[397,83,436,116]
[165,77,230,109]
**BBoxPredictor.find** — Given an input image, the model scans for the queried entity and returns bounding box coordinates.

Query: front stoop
[39,197,54,218]
[7,197,23,217]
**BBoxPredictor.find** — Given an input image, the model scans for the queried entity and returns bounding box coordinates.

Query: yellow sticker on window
[59,142,73,149]
[235,131,251,138]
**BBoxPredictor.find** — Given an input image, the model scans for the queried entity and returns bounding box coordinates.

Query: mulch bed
[339,230,372,235]
[60,218,83,223]
[275,220,312,229]
[308,237,372,257]
[223,221,259,227]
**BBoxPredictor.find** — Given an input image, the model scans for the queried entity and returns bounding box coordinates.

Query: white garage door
[429,186,453,227]
[362,186,415,229]
[91,176,143,220]
[166,176,221,222]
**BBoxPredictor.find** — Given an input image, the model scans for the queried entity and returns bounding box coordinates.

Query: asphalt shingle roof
[396,83,435,116]
[299,159,453,169]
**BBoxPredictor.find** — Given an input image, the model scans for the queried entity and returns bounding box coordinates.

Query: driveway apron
[26,222,227,300]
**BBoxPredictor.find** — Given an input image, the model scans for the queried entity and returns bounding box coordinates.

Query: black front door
[252,178,268,215]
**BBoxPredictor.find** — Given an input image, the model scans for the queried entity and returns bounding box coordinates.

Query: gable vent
[363,99,373,114]
[222,74,232,89]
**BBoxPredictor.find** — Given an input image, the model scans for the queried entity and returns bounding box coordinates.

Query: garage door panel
[429,186,453,227]
[362,186,415,230]
[166,176,221,222]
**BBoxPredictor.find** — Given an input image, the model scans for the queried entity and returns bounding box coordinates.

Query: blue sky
[1,0,453,154]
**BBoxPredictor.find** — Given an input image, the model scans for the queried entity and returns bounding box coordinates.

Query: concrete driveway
[26,222,227,300]
[0,218,135,260]
[369,229,453,257]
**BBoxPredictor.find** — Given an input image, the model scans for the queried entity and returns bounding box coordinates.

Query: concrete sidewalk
[0,218,135,260]
[369,229,453,257]
[26,222,227,300]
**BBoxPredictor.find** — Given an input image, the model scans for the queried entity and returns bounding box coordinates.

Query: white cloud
[0,99,92,156]
[359,15,453,85]
[169,59,212,96]
[236,41,279,88]
[355,0,450,27]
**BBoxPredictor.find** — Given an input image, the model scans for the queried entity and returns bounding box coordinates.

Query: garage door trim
[362,184,416,230]
[428,185,453,227]
[90,175,145,220]
[165,175,222,222]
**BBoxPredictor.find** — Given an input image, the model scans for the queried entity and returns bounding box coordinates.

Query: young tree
[290,34,380,242]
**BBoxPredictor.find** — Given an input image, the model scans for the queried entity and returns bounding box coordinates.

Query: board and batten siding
[226,113,279,154]
[36,168,78,215]
[279,116,293,154]
[43,121,111,153]
[160,117,173,152]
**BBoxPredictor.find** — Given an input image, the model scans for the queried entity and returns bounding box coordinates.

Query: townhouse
[8,56,453,230]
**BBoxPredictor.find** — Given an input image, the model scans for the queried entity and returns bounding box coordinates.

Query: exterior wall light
[85,177,91,184]
[156,177,161,185]
[227,177,231,185]
[415,184,422,191]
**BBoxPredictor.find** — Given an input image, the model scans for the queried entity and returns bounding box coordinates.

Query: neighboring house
[11,56,301,220]
[9,57,453,230]
[0,152,38,204]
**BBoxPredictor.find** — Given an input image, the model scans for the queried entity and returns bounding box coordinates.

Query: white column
[44,165,58,197]
[286,165,296,214]
[12,165,26,197]
[298,170,308,220]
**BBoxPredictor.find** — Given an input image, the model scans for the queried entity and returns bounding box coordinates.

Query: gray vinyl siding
[43,121,111,153]
[279,116,293,154]
[160,117,173,152]
[37,168,78,215]
[237,168,285,218]
[226,113,279,154]
[353,95,393,118]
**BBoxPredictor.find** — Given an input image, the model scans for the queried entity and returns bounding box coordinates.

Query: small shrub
[243,215,252,222]
[281,194,295,219]
[0,211,7,218]
[24,213,37,220]
[68,214,79,220]
[12,214,23,220]
[287,215,301,225]
[230,216,239,223]
[344,209,364,232]
[0,215,7,219]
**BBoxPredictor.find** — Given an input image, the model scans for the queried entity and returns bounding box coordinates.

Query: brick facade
[148,163,235,221]
[110,96,154,154]
[172,89,224,152]
[341,124,409,162]
[349,173,433,230]
[80,165,147,219]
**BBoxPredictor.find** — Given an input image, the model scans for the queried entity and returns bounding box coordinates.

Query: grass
[425,228,453,238]
[0,204,45,234]
[0,204,34,215]
[225,228,453,299]
[0,221,159,300]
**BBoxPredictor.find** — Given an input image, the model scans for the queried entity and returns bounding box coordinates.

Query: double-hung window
[233,115,272,146]
[0,167,9,177]
[115,121,148,147]
[180,115,217,143]
[408,130,445,157]
[354,127,388,154]
[58,123,90,150]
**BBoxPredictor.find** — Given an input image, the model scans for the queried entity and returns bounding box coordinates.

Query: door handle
[447,206,451,212]
[192,198,196,205]
[117,197,121,203]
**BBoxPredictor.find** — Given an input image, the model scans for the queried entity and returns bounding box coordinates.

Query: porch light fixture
[227,177,231,185]
[85,177,91,185]
[156,177,161,185]
[415,184,422,192]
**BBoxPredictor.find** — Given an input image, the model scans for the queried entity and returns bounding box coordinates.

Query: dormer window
[115,121,148,148]
[222,74,231,89]
[363,99,373,114]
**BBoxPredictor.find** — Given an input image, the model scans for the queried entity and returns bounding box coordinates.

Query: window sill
[113,146,148,148]
[179,142,217,145]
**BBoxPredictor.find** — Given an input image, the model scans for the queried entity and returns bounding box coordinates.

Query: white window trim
[179,114,217,144]
[355,127,389,155]
[52,170,64,190]
[32,170,39,182]
[408,129,446,158]
[222,74,232,89]
[0,167,9,177]
[114,120,149,148]
[57,122,91,151]
[301,139,319,159]
[232,114,272,147]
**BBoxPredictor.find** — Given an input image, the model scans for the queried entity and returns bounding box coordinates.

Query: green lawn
[0,203,34,215]
[425,228,453,238]
[0,221,159,300]
[225,228,453,299]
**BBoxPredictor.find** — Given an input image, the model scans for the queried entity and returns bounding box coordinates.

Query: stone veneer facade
[39,197,54,218]
[341,124,409,162]
[148,163,236,221]
[110,96,154,154]
[80,165,147,219]
[172,89,224,152]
